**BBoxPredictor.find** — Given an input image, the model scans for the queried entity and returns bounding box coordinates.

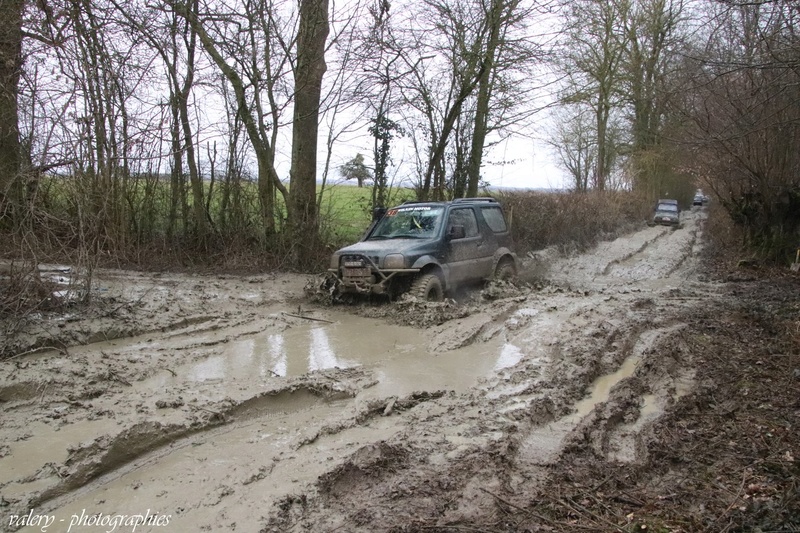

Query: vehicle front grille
[341,255,379,268]
[341,255,365,268]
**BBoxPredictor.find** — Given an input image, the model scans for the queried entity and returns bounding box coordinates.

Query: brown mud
[1,207,798,533]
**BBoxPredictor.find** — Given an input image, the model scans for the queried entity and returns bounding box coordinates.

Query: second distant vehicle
[658,198,680,212]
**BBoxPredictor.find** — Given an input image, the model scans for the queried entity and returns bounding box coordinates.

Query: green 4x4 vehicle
[328,197,517,301]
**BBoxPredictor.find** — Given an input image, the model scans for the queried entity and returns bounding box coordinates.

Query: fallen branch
[553,495,626,532]
[283,312,334,324]
[193,406,226,423]
[39,384,49,403]
[107,371,131,386]
[705,469,748,532]
[6,345,67,360]
[100,286,154,319]
[479,488,557,526]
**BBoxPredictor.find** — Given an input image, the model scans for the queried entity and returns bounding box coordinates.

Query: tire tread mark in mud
[30,421,205,509]
[26,385,351,513]
[514,324,684,468]
[664,227,700,279]
[600,230,669,277]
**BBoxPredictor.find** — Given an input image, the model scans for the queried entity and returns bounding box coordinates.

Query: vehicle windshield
[656,204,678,213]
[369,206,444,239]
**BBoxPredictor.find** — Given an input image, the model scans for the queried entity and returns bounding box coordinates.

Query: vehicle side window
[481,206,507,232]
[448,208,479,238]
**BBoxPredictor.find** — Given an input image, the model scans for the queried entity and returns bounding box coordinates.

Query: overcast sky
[321,117,570,192]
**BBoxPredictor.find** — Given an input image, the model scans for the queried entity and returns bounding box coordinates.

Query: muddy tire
[410,274,443,302]
[494,259,516,281]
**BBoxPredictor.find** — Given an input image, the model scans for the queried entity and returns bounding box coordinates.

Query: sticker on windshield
[398,206,431,211]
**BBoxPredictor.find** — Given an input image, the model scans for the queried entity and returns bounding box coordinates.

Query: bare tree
[623,0,684,153]
[559,0,629,191]
[316,1,370,211]
[178,0,290,240]
[355,0,405,209]
[392,0,500,200]
[464,0,540,197]
[113,0,211,246]
[677,0,800,260]
[621,0,686,195]
[548,106,597,192]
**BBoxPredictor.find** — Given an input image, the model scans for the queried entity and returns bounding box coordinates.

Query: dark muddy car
[652,202,680,227]
[328,198,517,301]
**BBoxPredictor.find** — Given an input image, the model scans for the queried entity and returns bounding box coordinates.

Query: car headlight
[384,254,405,269]
[330,253,341,270]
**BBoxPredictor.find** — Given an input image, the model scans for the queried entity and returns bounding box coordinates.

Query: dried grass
[496,190,651,255]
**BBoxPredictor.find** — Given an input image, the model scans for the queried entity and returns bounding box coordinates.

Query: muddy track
[0,209,713,533]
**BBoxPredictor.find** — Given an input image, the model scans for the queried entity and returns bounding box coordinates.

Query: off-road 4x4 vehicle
[328,197,517,301]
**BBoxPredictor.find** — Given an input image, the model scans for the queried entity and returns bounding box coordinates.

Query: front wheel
[410,273,443,302]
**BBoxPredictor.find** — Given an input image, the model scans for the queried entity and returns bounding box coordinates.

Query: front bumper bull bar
[328,260,421,295]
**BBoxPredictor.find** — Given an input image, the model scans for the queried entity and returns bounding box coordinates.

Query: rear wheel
[410,273,443,302]
[494,259,516,281]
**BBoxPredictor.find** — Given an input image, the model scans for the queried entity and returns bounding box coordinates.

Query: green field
[316,183,416,244]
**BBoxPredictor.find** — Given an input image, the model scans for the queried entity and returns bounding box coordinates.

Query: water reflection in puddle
[183,324,359,383]
[159,314,514,398]
[494,343,523,371]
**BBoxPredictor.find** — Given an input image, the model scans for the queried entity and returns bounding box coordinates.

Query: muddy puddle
[565,352,642,423]
[138,311,511,399]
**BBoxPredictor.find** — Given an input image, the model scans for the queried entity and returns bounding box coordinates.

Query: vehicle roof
[393,197,500,209]
[658,198,678,204]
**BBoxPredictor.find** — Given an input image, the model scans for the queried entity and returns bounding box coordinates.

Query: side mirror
[372,207,387,222]
[448,224,466,240]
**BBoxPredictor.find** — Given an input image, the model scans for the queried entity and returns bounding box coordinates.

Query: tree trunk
[466,0,504,198]
[595,102,608,191]
[176,5,208,247]
[0,0,24,228]
[288,0,328,264]
[422,73,482,200]
[169,98,183,241]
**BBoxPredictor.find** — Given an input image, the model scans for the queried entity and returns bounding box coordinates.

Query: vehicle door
[445,207,490,284]
[479,204,512,273]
